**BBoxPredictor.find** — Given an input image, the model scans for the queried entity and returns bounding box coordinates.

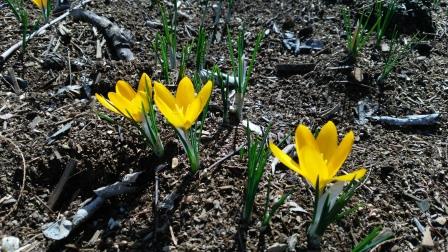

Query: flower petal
[95,93,119,114]
[116,80,136,101]
[138,73,152,94]
[129,91,150,122]
[154,93,185,128]
[327,131,354,178]
[154,82,176,109]
[108,92,133,119]
[332,168,367,182]
[175,77,196,112]
[196,80,213,111]
[269,141,301,174]
[184,97,201,130]
[298,145,328,190]
[32,0,44,9]
[295,124,319,155]
[316,121,338,162]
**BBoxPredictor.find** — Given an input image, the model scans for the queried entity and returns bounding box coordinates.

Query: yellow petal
[327,131,354,178]
[196,80,213,110]
[32,0,44,9]
[154,82,176,109]
[129,91,150,122]
[269,141,301,174]
[298,145,328,190]
[183,97,201,130]
[154,94,185,128]
[175,76,196,112]
[95,93,119,114]
[332,168,367,182]
[108,92,133,119]
[138,73,152,94]
[316,121,338,162]
[295,124,319,155]
[130,111,143,122]
[115,80,136,101]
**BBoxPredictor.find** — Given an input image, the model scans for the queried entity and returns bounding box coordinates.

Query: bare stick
[47,159,77,210]
[202,144,244,173]
[0,0,93,66]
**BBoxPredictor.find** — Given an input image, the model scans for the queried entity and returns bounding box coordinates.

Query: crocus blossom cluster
[270,121,366,192]
[95,73,152,122]
[154,77,212,131]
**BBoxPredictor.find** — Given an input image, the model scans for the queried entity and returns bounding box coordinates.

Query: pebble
[421,227,434,248]
[1,236,20,252]
[213,200,221,210]
[435,216,447,226]
[171,157,179,169]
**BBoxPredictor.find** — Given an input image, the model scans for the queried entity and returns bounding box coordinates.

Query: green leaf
[352,227,394,252]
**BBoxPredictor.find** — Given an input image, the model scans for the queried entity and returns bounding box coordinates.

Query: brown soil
[1,0,447,251]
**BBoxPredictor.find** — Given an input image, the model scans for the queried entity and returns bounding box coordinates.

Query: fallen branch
[71,9,134,60]
[0,0,93,67]
[42,164,167,240]
[368,113,440,126]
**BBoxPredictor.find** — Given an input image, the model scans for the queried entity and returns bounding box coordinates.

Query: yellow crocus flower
[154,76,212,131]
[270,121,366,192]
[95,73,151,122]
[31,0,47,10]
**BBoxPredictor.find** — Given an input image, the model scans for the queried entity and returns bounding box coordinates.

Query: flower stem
[234,92,244,122]
[176,128,200,172]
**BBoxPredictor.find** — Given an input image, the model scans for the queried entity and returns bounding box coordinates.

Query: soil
[1,0,448,251]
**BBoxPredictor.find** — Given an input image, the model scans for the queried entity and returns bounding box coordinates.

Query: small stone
[2,236,20,252]
[421,227,434,248]
[241,120,262,135]
[213,200,221,210]
[381,42,390,52]
[351,67,364,82]
[171,157,179,169]
[435,216,447,226]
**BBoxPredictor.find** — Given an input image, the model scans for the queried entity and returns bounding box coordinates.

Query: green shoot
[375,0,397,47]
[377,33,416,83]
[141,79,165,158]
[212,65,230,125]
[178,42,193,84]
[261,177,292,231]
[153,33,170,84]
[160,2,177,69]
[4,0,29,52]
[352,227,394,252]
[342,7,379,60]
[226,29,263,121]
[195,26,208,74]
[307,179,363,249]
[242,124,271,224]
[176,128,200,172]
[43,0,52,23]
[192,25,208,91]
